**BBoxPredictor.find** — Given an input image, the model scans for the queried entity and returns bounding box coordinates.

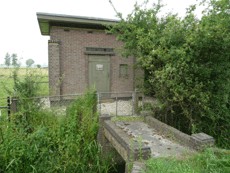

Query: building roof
[37,12,119,35]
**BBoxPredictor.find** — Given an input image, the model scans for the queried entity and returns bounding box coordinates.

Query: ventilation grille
[85,47,115,55]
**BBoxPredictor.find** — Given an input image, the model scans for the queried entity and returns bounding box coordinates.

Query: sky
[0,0,201,66]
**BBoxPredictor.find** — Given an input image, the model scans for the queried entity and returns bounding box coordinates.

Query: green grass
[0,67,48,100]
[0,90,111,173]
[0,68,48,117]
[111,115,144,122]
[145,148,230,173]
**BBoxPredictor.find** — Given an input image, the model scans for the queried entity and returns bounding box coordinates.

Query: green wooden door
[89,56,110,92]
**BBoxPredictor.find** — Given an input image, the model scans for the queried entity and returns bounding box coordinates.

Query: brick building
[37,13,141,98]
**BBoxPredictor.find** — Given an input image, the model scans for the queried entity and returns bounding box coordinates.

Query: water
[109,162,126,173]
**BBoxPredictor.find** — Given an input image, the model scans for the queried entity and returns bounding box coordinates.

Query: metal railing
[0,97,11,120]
[4,92,156,117]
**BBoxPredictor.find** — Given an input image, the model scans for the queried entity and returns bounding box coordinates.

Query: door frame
[88,55,111,93]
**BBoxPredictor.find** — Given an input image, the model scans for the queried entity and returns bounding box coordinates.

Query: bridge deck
[103,119,194,162]
[115,121,192,158]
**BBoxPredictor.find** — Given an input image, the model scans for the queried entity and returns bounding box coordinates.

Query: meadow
[0,67,49,105]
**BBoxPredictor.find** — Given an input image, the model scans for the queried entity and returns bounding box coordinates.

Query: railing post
[7,97,11,121]
[11,97,18,114]
[116,93,118,117]
[97,93,101,116]
[132,91,134,115]
[132,89,139,115]
[142,94,144,112]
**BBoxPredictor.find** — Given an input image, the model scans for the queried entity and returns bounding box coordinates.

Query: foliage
[36,64,41,68]
[109,0,230,148]
[26,58,35,67]
[0,89,111,172]
[11,53,19,67]
[112,115,144,122]
[4,53,11,68]
[0,68,48,101]
[3,53,20,68]
[145,148,230,173]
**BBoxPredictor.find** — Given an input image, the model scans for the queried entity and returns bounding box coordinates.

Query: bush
[110,0,230,149]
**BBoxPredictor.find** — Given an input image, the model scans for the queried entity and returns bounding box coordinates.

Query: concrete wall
[143,114,215,150]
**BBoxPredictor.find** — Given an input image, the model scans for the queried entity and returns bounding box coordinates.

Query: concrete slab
[115,121,193,158]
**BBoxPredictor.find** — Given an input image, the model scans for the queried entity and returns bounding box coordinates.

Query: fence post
[133,89,139,115]
[7,97,11,121]
[97,93,101,116]
[142,94,144,112]
[116,93,118,117]
[11,97,18,114]
[132,91,134,115]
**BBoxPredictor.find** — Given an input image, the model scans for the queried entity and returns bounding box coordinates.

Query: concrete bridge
[97,113,215,173]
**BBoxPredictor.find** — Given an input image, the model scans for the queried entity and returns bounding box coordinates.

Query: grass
[0,68,48,118]
[0,90,111,173]
[111,115,144,122]
[0,67,48,101]
[145,148,230,173]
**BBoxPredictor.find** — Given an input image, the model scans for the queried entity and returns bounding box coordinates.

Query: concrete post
[191,133,215,150]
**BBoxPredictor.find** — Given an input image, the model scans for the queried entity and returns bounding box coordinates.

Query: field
[0,68,49,108]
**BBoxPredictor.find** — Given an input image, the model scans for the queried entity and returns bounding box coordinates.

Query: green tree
[36,64,41,68]
[26,58,35,67]
[4,53,11,68]
[110,0,230,148]
[11,53,19,67]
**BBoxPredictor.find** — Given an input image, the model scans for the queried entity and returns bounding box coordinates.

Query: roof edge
[37,12,119,35]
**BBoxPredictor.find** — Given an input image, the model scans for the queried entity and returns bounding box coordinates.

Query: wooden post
[11,97,18,114]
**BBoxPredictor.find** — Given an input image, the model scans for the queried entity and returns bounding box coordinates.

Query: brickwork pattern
[49,27,135,96]
[48,41,61,98]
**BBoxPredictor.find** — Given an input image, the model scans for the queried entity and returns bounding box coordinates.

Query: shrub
[110,0,230,148]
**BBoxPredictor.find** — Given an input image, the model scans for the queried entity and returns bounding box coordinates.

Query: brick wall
[49,26,135,96]
[48,40,60,98]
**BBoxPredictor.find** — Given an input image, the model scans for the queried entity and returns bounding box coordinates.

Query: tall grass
[0,69,111,172]
[0,91,111,172]
[145,148,230,173]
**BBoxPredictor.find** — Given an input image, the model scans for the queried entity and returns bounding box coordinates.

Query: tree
[4,53,11,68]
[36,64,41,68]
[26,58,35,67]
[11,53,19,67]
[110,0,230,148]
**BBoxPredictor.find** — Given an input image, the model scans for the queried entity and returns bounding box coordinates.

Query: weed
[145,148,230,173]
[0,79,111,172]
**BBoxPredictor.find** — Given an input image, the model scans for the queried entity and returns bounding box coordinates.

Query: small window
[119,64,128,78]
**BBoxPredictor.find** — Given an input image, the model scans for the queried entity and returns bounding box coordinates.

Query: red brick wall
[49,26,135,96]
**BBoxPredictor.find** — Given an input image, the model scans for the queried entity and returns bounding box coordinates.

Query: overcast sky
[0,0,200,66]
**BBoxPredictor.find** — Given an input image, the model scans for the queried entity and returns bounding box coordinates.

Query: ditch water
[109,162,126,173]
